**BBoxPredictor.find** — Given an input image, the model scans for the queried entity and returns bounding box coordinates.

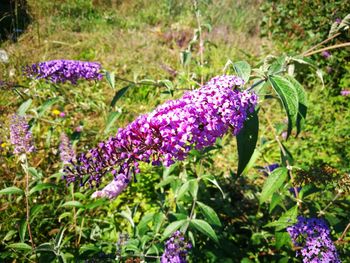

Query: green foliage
[0,0,350,262]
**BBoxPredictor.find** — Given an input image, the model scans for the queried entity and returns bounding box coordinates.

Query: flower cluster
[340,90,350,96]
[24,60,103,84]
[287,217,341,263]
[161,231,191,263]
[59,133,76,164]
[9,114,34,155]
[63,75,257,198]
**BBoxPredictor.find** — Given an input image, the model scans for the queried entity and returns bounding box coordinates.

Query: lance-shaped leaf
[233,61,251,83]
[260,167,288,204]
[269,75,299,138]
[285,76,307,136]
[190,219,219,243]
[236,110,259,176]
[110,85,133,107]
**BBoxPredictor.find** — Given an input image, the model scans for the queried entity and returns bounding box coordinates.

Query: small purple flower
[321,51,331,59]
[75,126,83,132]
[161,231,191,263]
[340,90,350,96]
[288,186,302,197]
[24,60,103,84]
[287,217,341,263]
[63,75,258,198]
[281,131,287,140]
[59,133,76,164]
[335,18,342,24]
[59,112,66,118]
[267,163,279,172]
[9,114,35,155]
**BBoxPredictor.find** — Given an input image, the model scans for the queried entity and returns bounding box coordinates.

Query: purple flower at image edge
[24,60,103,84]
[340,90,350,96]
[63,75,258,199]
[161,231,191,263]
[321,51,331,59]
[9,114,35,155]
[288,186,302,197]
[287,217,341,263]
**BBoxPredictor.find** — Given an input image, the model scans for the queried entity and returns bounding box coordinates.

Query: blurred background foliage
[0,0,349,262]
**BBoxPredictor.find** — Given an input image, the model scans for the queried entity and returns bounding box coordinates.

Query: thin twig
[304,42,350,57]
[336,223,350,244]
[22,155,35,250]
[318,191,342,216]
[302,33,341,56]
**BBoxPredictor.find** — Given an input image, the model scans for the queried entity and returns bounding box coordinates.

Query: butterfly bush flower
[340,90,350,96]
[59,133,76,164]
[9,114,34,155]
[161,231,191,263]
[63,75,257,198]
[25,60,103,84]
[287,217,341,263]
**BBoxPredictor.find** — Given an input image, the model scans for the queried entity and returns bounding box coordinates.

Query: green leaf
[188,179,198,198]
[162,220,186,240]
[196,201,221,226]
[203,175,225,198]
[7,242,32,251]
[268,55,286,75]
[104,111,121,134]
[190,219,218,243]
[110,85,132,107]
[35,243,54,253]
[275,231,291,249]
[19,220,27,243]
[58,212,72,222]
[17,99,32,116]
[280,142,294,166]
[37,98,59,117]
[176,181,191,201]
[61,201,84,208]
[269,75,299,138]
[180,50,191,66]
[146,244,159,256]
[260,167,288,204]
[233,61,251,83]
[0,186,24,195]
[237,110,259,175]
[156,175,177,188]
[264,205,298,231]
[285,76,307,136]
[106,71,115,89]
[137,213,154,236]
[29,183,57,195]
[120,206,134,228]
[269,193,284,213]
[79,244,100,253]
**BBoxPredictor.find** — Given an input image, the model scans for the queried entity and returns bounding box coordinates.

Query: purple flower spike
[9,114,35,155]
[287,217,341,263]
[161,231,191,263]
[340,90,350,96]
[25,60,103,84]
[63,75,258,199]
[59,133,76,164]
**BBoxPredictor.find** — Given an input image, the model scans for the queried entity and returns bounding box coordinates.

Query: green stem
[21,154,35,251]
